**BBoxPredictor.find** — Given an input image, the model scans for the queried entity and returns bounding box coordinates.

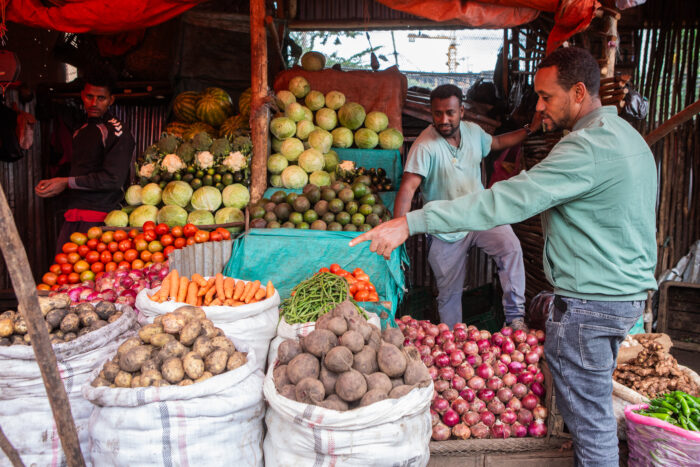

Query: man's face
[431,96,463,138]
[81,84,114,118]
[534,66,579,132]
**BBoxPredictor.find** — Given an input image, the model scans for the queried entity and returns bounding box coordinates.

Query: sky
[293,29,504,74]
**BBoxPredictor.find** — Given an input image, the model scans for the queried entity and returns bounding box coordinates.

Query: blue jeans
[545,296,644,467]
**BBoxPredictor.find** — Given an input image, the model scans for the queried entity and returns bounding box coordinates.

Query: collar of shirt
[572,105,616,131]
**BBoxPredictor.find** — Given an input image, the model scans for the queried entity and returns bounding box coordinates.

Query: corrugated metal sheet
[295,0,420,23]
[113,102,169,159]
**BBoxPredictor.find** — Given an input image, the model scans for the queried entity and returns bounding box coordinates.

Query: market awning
[376,0,600,53]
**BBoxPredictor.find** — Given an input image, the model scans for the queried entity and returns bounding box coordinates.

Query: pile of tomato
[39,222,231,291]
[317,264,379,302]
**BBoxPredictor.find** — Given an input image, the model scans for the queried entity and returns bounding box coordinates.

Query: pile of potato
[92,306,247,388]
[0,294,123,346]
[273,300,431,410]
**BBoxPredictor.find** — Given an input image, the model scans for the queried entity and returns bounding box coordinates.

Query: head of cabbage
[125,185,142,206]
[214,207,245,232]
[104,210,128,227]
[379,128,404,150]
[338,102,366,130]
[270,117,296,139]
[298,148,325,173]
[331,127,353,148]
[364,111,389,133]
[354,128,379,149]
[289,76,310,99]
[296,120,315,141]
[307,129,333,153]
[304,90,325,111]
[221,183,250,209]
[281,165,309,189]
[129,205,158,227]
[285,102,306,122]
[271,137,284,153]
[191,186,222,211]
[302,106,314,122]
[315,108,337,131]
[267,153,289,174]
[323,151,339,172]
[269,174,283,187]
[156,205,188,227]
[187,210,215,226]
[162,181,193,208]
[301,51,326,71]
[280,137,305,162]
[276,90,296,110]
[325,91,346,110]
[309,170,331,187]
[141,183,163,206]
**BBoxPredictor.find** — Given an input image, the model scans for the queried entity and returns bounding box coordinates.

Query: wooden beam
[0,184,85,466]
[289,19,467,31]
[602,9,619,78]
[0,424,24,467]
[645,98,700,146]
[183,11,250,34]
[250,0,269,205]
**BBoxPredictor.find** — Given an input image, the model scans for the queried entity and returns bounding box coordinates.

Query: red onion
[423,335,435,347]
[499,354,512,365]
[443,388,459,402]
[533,405,548,420]
[434,379,450,393]
[398,322,406,331]
[528,419,547,438]
[501,338,515,354]
[471,422,490,439]
[494,361,508,377]
[99,289,116,302]
[468,376,485,391]
[500,408,517,425]
[476,339,491,354]
[479,330,491,341]
[517,372,534,385]
[517,342,531,354]
[511,421,528,438]
[440,330,454,342]
[425,324,440,337]
[513,329,527,344]
[491,332,504,346]
[534,372,545,384]
[470,400,487,414]
[500,326,513,337]
[452,423,471,440]
[476,363,494,380]
[454,322,467,331]
[451,375,466,391]
[422,355,434,367]
[432,423,451,441]
[442,340,457,354]
[439,367,455,381]
[518,408,533,425]
[431,348,444,359]
[512,383,528,398]
[531,381,545,398]
[535,329,546,343]
[418,345,431,357]
[67,287,85,302]
[466,354,482,367]
[480,411,495,426]
[456,364,474,380]
[451,398,469,415]
[404,338,412,347]
[428,366,439,380]
[437,323,450,333]
[477,388,495,402]
[417,328,425,340]
[459,388,476,402]
[511,350,524,363]
[533,345,544,358]
[467,329,481,342]
[497,387,513,403]
[526,334,539,347]
[502,372,517,387]
[442,409,460,427]
[492,346,501,357]
[86,291,101,302]
[435,353,450,368]
[432,397,450,413]
[450,350,465,367]
[430,409,440,426]
[480,351,495,365]
[453,328,467,342]
[491,421,511,439]
[521,394,539,410]
[487,398,505,415]
[463,411,480,426]
[507,397,522,412]
[407,327,418,341]
[508,361,524,375]
[486,377,503,391]
[462,341,479,356]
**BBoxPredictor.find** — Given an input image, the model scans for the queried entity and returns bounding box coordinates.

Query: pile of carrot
[148,270,275,307]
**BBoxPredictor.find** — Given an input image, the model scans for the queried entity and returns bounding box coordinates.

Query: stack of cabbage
[268,76,404,190]
[105,179,248,230]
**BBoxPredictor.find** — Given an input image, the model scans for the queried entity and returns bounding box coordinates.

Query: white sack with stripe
[83,343,265,467]
[136,283,280,372]
[262,363,433,467]
[0,306,138,466]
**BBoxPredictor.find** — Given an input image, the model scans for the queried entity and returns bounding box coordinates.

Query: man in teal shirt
[352,48,656,465]
[395,84,539,330]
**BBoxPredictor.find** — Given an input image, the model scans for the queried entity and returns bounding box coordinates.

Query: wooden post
[250,0,269,204]
[0,183,85,467]
[0,424,24,467]
[602,9,619,78]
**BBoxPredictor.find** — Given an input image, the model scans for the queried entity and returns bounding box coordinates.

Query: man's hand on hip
[349,216,410,259]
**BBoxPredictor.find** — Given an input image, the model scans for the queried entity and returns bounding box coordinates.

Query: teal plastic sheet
[223,229,408,327]
[629,315,645,335]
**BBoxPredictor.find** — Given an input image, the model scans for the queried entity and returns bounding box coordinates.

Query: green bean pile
[281,272,367,324]
[635,391,700,431]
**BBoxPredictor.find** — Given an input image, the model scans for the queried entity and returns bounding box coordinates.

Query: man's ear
[108,95,115,107]
[459,104,465,119]
[574,82,587,104]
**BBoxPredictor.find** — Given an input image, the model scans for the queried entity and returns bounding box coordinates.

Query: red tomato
[50,284,60,292]
[117,261,131,270]
[118,239,132,252]
[186,237,196,246]
[219,229,231,241]
[171,226,184,238]
[42,272,58,286]
[62,242,79,254]
[174,237,186,249]
[56,274,68,285]
[112,251,124,263]
[77,245,90,258]
[367,283,376,292]
[210,232,222,242]
[329,263,341,273]
[355,281,368,292]
[155,223,169,236]
[105,262,118,272]
[90,261,105,273]
[67,272,80,284]
[354,273,370,283]
[113,230,128,242]
[96,242,108,253]
[353,267,365,276]
[85,250,100,264]
[60,263,74,275]
[147,241,163,253]
[318,267,330,273]
[348,282,358,295]
[123,249,139,262]
[37,283,51,291]
[128,228,139,239]
[140,250,152,262]
[194,230,210,243]
[131,259,145,270]
[183,223,198,238]
[87,226,103,239]
[355,290,370,302]
[160,234,174,247]
[100,231,114,244]
[163,245,176,258]
[100,251,112,264]
[69,232,88,246]
[143,230,157,242]
[367,292,379,302]
[134,238,148,251]
[73,260,89,273]
[49,264,62,275]
[55,253,69,264]
[86,238,98,250]
[107,241,119,253]
[67,252,80,264]
[151,252,165,263]
[142,221,156,231]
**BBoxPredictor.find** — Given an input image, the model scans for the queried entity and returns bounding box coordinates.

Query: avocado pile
[249,180,392,231]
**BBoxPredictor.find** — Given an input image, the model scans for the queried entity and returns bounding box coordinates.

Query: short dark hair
[538,47,600,97]
[82,67,117,95]
[430,84,463,103]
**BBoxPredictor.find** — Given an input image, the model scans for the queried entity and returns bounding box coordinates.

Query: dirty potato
[226,352,247,371]
[200,319,218,339]
[119,345,152,372]
[161,313,187,334]
[183,352,205,380]
[161,357,185,383]
[210,336,235,356]
[150,332,175,348]
[205,349,228,375]
[138,323,164,344]
[179,319,202,347]
[161,339,188,359]
[13,317,28,335]
[45,309,68,330]
[195,371,213,384]
[94,301,117,320]
[114,371,133,388]
[107,311,123,323]
[193,336,214,358]
[103,360,121,382]
[0,318,14,338]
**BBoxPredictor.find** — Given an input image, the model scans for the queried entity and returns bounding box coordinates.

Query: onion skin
[459,388,476,402]
[463,411,480,426]
[512,421,528,438]
[442,409,460,427]
[432,423,451,441]
[451,397,469,415]
[471,422,490,439]
[518,408,533,425]
[452,423,471,440]
[528,419,547,438]
[480,411,495,427]
[522,393,539,410]
[533,405,548,421]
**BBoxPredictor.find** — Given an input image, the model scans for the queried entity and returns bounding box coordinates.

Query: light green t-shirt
[404,121,493,242]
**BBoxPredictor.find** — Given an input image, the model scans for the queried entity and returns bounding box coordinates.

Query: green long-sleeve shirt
[406,106,657,301]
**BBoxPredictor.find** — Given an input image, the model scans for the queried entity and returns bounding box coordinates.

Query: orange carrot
[191,273,207,288]
[198,277,216,297]
[224,277,235,299]
[233,280,245,301]
[196,295,202,307]
[265,280,274,299]
[169,270,179,300]
[254,287,266,301]
[215,273,225,301]
[150,273,171,301]
[177,277,189,302]
[210,297,222,306]
[244,280,260,304]
[185,281,198,305]
[204,284,217,305]
[240,281,253,303]
[230,300,244,307]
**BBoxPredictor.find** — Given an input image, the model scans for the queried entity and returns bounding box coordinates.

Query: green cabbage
[141,183,163,206]
[156,205,188,227]
[161,181,193,208]
[267,153,289,174]
[128,205,158,227]
[281,165,309,189]
[191,186,222,211]
[124,185,142,206]
[104,210,128,227]
[221,183,250,209]
[187,210,215,226]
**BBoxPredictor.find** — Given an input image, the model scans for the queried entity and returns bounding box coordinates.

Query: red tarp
[6,0,206,34]
[376,0,599,54]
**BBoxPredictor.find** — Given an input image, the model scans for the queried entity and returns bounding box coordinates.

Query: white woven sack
[267,312,381,368]
[83,343,265,467]
[136,282,279,371]
[262,364,432,467]
[0,307,138,466]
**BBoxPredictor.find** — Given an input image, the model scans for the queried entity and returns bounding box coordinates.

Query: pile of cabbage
[268,76,404,190]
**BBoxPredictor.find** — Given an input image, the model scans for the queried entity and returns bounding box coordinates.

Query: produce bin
[223,229,408,326]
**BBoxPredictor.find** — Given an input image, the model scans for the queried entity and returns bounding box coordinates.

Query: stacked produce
[272,300,431,410]
[250,181,391,231]
[336,164,393,193]
[633,391,700,432]
[397,316,548,440]
[91,307,247,388]
[614,335,700,398]
[316,264,379,302]
[268,76,403,189]
[0,294,123,346]
[148,270,275,307]
[108,179,248,230]
[166,87,251,140]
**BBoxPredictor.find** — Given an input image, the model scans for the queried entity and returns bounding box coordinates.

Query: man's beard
[436,123,459,138]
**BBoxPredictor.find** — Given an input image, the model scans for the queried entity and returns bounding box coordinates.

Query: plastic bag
[622,89,649,121]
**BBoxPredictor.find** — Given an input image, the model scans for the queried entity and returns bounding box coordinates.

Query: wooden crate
[657,282,700,352]
[428,446,573,466]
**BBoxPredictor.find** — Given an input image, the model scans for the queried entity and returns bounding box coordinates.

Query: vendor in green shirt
[351,47,657,466]
[395,84,540,331]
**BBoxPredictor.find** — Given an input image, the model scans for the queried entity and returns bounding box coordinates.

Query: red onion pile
[398,317,548,441]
